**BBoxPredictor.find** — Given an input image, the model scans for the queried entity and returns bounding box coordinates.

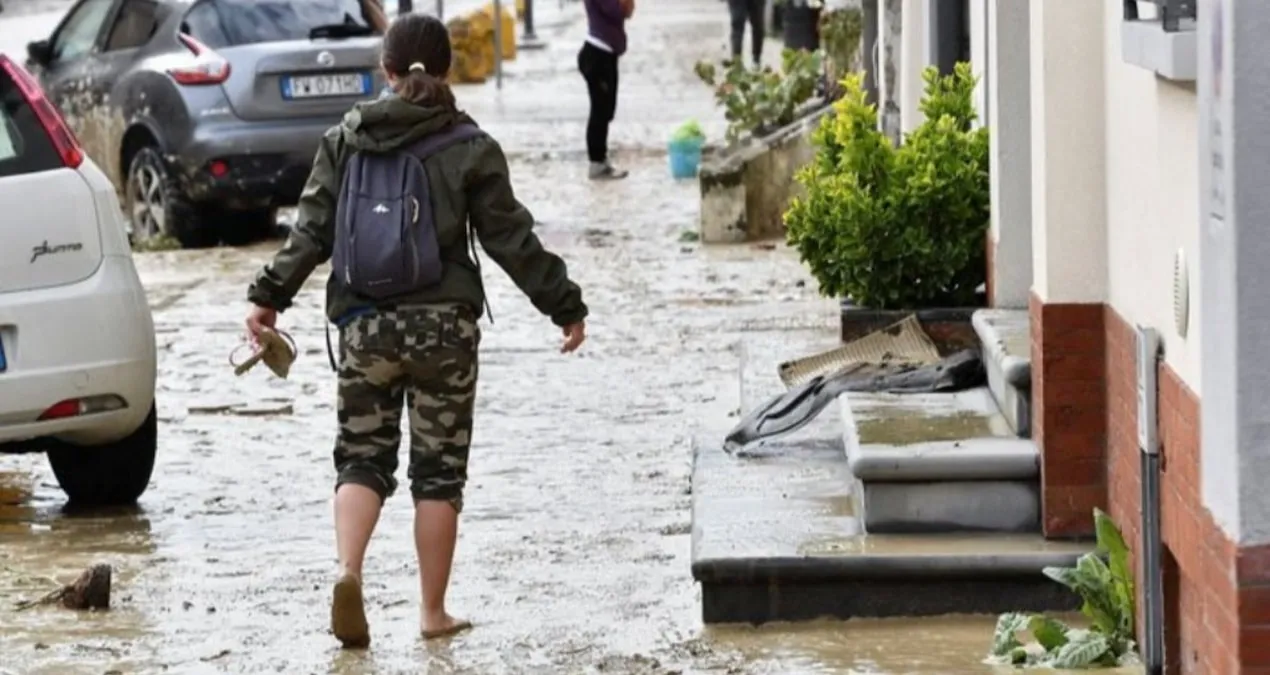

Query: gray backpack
[324,122,489,371]
[331,122,485,299]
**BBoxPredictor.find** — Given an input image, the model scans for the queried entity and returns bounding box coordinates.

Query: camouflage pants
[333,304,479,512]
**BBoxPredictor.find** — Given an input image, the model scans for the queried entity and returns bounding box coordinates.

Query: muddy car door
[89,0,170,186]
[27,0,119,147]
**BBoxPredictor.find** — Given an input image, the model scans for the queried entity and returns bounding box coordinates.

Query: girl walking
[244,13,589,648]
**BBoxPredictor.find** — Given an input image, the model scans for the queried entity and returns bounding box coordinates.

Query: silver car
[25,0,387,247]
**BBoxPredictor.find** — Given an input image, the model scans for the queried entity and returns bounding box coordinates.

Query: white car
[0,54,158,506]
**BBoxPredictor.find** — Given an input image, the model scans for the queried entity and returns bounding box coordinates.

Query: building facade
[971,0,1269,671]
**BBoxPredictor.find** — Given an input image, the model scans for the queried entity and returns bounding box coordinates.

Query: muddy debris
[16,563,112,611]
[187,401,294,416]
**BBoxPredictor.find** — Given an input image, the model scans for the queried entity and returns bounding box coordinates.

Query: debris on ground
[15,563,112,611]
[724,316,987,454]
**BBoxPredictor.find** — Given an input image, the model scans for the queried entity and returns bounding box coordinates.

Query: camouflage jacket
[246,95,589,328]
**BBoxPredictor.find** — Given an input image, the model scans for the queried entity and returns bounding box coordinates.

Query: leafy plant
[784,63,989,309]
[671,118,706,145]
[987,509,1141,669]
[694,48,825,143]
[819,6,863,92]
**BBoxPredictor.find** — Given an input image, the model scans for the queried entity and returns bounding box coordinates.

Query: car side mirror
[27,40,53,67]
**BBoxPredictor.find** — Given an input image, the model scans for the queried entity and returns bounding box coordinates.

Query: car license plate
[281,72,371,100]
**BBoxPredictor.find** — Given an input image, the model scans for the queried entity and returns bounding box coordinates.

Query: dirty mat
[777,315,941,388]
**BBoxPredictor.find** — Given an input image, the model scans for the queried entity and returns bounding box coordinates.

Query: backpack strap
[406,123,486,161]
[405,122,498,326]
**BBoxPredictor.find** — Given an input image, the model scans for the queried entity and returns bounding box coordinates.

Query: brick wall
[1102,305,1270,673]
[1029,292,1107,537]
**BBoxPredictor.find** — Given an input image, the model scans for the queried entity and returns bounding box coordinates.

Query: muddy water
[0,151,1017,675]
[0,151,1133,675]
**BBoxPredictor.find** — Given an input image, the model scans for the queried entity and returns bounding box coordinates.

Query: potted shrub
[694,48,825,144]
[784,63,990,346]
[818,4,863,99]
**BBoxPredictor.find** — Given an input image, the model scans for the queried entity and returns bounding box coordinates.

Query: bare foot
[331,572,370,649]
[421,612,472,640]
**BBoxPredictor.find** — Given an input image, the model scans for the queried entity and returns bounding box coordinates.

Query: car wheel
[47,404,158,507]
[125,147,216,249]
[219,208,277,247]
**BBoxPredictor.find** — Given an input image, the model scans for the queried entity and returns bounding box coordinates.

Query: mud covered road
[0,1,1023,672]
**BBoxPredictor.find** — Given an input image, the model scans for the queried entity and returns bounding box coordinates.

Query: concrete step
[840,388,1041,534]
[690,436,1084,625]
[971,309,1032,438]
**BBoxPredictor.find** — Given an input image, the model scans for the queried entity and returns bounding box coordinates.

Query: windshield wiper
[309,23,375,39]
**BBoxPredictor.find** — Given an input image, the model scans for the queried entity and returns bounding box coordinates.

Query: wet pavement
[2,0,1080,672]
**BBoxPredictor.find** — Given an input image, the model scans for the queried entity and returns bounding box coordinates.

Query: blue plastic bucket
[668,137,704,179]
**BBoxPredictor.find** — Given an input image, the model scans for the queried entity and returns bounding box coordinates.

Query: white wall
[969,0,988,126]
[986,0,1032,309]
[1101,0,1201,391]
[900,0,927,132]
[1030,0,1107,303]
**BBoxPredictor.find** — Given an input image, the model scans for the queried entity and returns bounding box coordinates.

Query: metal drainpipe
[1135,325,1165,675]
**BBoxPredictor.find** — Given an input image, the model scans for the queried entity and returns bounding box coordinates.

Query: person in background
[727,0,766,67]
[578,0,635,181]
[360,0,389,33]
[244,12,588,648]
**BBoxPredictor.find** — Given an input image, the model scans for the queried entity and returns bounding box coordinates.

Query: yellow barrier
[446,5,519,84]
[480,4,518,62]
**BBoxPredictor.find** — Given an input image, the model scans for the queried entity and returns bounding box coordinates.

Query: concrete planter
[697,101,831,243]
[839,299,986,353]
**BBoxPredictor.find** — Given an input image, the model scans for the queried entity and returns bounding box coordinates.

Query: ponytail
[381,14,456,110]
[396,64,457,110]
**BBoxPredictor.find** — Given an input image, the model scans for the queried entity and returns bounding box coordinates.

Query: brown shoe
[331,572,370,649]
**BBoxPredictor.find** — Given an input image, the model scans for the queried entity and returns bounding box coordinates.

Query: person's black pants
[578,42,619,165]
[727,0,766,64]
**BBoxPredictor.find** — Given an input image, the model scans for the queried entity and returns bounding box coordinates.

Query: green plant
[819,6,863,88]
[987,509,1141,669]
[671,118,706,144]
[694,48,824,143]
[784,63,989,309]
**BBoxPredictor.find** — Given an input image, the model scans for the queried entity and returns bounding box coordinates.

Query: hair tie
[408,62,427,74]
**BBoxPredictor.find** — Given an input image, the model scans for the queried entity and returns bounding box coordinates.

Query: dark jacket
[247,96,588,328]
[585,0,628,56]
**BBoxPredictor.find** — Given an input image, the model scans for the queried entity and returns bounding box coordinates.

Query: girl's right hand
[561,322,587,353]
[246,304,278,342]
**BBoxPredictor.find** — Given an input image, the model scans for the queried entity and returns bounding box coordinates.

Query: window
[105,0,163,52]
[0,73,63,177]
[51,0,116,63]
[181,1,231,49]
[182,0,371,47]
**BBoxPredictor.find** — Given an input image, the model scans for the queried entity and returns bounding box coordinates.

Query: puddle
[856,410,1004,445]
[798,533,1089,558]
[705,617,1144,675]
